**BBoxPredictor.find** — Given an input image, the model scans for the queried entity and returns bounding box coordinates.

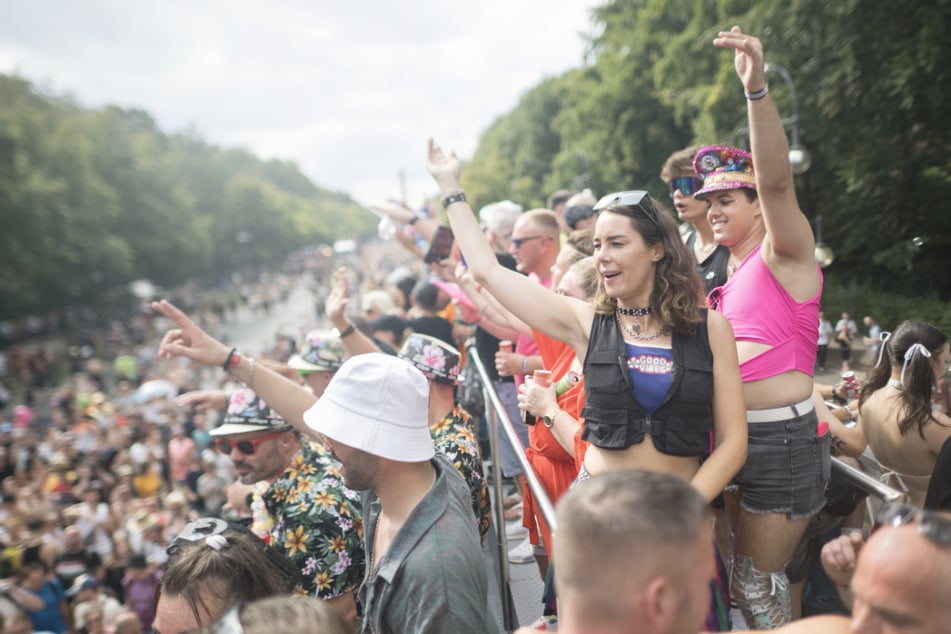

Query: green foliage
[0,75,373,320]
[463,0,951,311]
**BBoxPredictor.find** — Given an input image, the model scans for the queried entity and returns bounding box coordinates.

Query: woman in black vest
[428,142,747,504]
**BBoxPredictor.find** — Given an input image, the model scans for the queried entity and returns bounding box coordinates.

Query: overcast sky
[0,0,596,208]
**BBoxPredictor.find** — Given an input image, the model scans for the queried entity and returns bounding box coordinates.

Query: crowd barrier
[466,342,556,632]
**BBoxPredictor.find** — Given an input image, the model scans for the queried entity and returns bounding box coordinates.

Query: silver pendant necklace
[616,312,662,342]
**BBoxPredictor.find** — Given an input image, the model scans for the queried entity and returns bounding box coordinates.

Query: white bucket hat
[303,353,434,462]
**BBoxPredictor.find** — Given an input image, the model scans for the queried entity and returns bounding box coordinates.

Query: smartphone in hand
[423,225,455,264]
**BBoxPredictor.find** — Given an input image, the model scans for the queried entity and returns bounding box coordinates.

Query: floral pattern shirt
[430,404,491,542]
[257,441,365,599]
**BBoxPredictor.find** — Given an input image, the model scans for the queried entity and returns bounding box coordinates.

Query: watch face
[543,415,554,428]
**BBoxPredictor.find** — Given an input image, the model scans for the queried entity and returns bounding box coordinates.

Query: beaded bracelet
[247,357,256,389]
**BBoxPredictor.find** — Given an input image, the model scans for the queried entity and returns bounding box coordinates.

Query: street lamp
[814,215,835,268]
[764,63,811,174]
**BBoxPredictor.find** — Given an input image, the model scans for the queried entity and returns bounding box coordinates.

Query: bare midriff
[738,340,814,411]
[583,442,700,482]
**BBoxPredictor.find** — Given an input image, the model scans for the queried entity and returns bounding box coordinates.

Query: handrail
[467,342,558,534]
[831,455,906,503]
[466,341,557,631]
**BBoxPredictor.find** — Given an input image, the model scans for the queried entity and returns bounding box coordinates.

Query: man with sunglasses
[761,501,951,633]
[660,145,729,295]
[209,387,364,627]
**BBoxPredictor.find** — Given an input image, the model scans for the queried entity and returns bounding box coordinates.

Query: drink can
[555,371,581,396]
[842,371,859,400]
[499,340,513,354]
[533,370,552,388]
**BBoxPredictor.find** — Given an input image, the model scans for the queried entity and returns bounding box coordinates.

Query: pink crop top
[708,246,822,382]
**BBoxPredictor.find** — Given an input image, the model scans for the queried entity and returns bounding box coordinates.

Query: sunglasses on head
[593,190,659,226]
[873,500,951,545]
[668,176,703,197]
[512,235,545,249]
[166,517,229,557]
[214,429,286,455]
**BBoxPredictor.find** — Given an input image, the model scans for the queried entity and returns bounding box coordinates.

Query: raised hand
[325,266,351,328]
[426,138,462,192]
[371,201,415,225]
[176,389,229,412]
[152,299,231,368]
[713,26,766,94]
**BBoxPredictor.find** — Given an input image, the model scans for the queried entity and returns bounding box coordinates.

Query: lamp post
[814,215,835,268]
[764,63,811,174]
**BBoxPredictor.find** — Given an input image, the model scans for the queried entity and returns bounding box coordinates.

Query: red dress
[521,329,588,553]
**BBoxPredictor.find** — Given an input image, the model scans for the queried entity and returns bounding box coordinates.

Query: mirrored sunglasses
[873,500,951,545]
[668,176,703,197]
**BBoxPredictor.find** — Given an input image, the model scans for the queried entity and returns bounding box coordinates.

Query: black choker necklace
[616,305,653,317]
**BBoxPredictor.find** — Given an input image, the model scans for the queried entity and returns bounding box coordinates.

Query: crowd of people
[0,26,949,634]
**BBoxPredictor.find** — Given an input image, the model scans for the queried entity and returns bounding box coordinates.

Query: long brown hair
[860,319,949,439]
[592,196,705,335]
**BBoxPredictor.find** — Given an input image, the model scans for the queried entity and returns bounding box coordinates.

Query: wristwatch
[543,407,561,428]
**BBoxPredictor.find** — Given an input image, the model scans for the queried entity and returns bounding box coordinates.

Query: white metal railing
[466,341,556,632]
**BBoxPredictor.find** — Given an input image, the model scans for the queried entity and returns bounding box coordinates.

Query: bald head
[850,522,951,633]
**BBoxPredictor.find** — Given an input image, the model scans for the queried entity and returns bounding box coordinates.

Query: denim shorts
[731,406,831,520]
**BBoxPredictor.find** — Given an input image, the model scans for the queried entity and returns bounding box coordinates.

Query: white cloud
[0,0,594,206]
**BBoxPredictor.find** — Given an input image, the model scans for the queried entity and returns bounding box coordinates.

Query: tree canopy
[0,75,374,320]
[461,0,951,300]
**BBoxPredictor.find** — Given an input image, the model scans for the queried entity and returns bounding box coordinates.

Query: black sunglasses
[873,500,951,545]
[214,429,285,455]
[668,176,703,197]
[593,190,659,226]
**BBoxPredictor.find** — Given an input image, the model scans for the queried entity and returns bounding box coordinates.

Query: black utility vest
[581,310,714,457]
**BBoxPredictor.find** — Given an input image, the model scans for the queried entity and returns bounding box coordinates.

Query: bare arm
[426,138,593,360]
[324,267,382,356]
[714,28,817,267]
[813,389,867,458]
[518,381,578,456]
[152,300,320,438]
[691,311,747,501]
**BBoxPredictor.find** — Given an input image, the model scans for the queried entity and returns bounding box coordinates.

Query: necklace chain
[616,312,662,342]
[616,305,653,317]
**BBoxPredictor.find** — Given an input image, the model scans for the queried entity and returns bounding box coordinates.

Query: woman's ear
[650,242,666,263]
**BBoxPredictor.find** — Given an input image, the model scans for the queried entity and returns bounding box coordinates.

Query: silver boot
[730,555,791,629]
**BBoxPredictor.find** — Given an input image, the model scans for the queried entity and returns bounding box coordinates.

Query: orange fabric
[520,329,589,552]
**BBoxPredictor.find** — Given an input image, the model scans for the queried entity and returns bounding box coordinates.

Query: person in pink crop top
[692,28,828,629]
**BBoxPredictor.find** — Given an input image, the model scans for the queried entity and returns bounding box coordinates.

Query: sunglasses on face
[873,501,951,545]
[593,190,660,226]
[668,176,703,197]
[512,235,545,249]
[214,429,285,455]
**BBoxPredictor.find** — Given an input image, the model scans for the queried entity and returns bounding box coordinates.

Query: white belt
[746,397,814,424]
